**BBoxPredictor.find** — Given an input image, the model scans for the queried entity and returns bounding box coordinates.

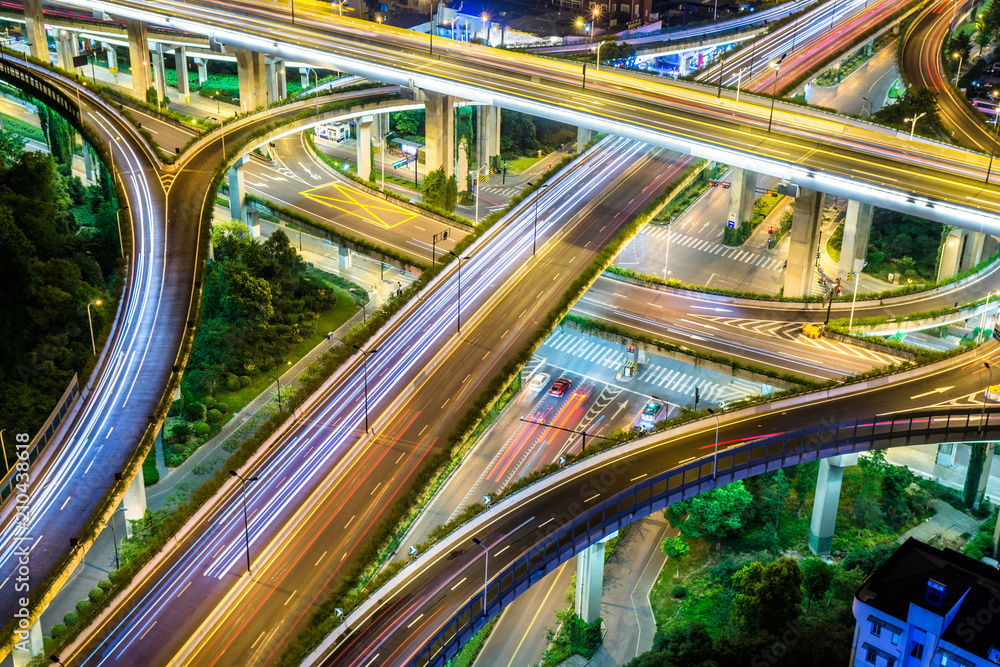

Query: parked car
[549,378,571,397]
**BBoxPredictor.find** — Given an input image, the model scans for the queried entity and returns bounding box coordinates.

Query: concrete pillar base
[973,444,996,510]
[23,0,49,61]
[838,199,873,280]
[194,57,208,85]
[339,244,352,269]
[152,42,168,106]
[808,454,858,556]
[175,46,190,104]
[11,618,43,667]
[576,126,594,153]
[102,42,118,74]
[424,92,456,177]
[265,56,287,104]
[123,471,147,539]
[300,67,310,89]
[727,167,757,230]
[575,531,617,624]
[477,105,500,169]
[229,155,248,230]
[56,30,79,71]
[783,187,825,297]
[234,47,266,112]
[357,115,373,182]
[124,19,151,99]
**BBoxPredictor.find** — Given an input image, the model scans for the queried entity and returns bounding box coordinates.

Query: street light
[596,40,606,72]
[87,299,103,355]
[471,537,489,616]
[527,181,550,255]
[107,505,127,570]
[115,206,128,257]
[448,251,471,332]
[861,96,873,117]
[717,55,726,98]
[267,374,283,409]
[735,66,747,103]
[847,260,867,333]
[707,407,721,480]
[766,53,787,133]
[481,13,490,43]
[229,469,259,573]
[474,164,488,225]
[952,51,963,83]
[982,362,994,437]
[352,345,379,433]
[903,112,926,141]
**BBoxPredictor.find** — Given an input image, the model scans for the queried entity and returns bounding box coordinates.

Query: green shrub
[239,375,251,388]
[168,398,183,416]
[204,395,218,409]
[88,587,107,603]
[216,402,229,415]
[671,584,687,598]
[98,578,113,593]
[63,612,78,626]
[193,421,211,437]
[184,402,207,421]
[49,623,67,638]
[75,599,92,614]
[108,569,121,582]
[207,409,222,424]
[226,374,240,391]
[169,442,186,456]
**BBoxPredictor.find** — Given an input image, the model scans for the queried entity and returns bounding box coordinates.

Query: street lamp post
[847,260,867,333]
[717,56,725,97]
[904,112,926,141]
[736,67,746,103]
[982,362,994,437]
[115,206,128,257]
[481,13,490,44]
[952,51,963,82]
[229,469,259,573]
[596,40,606,72]
[766,53,787,133]
[978,291,998,344]
[267,374,283,409]
[87,299,102,355]
[352,345,379,433]
[472,537,488,615]
[707,407,720,480]
[449,251,471,332]
[108,506,126,570]
[861,96,873,117]
[527,181,550,255]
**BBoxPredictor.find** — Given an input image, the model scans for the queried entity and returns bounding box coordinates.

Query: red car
[549,378,571,397]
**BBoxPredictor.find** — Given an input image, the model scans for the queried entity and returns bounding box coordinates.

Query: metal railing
[409,407,1000,666]
[0,56,80,124]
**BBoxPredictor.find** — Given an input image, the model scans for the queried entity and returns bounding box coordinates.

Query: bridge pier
[234,47,267,112]
[124,19,152,98]
[424,92,456,177]
[837,199,873,280]
[56,30,80,72]
[300,67,310,89]
[174,46,190,104]
[23,0,48,61]
[339,245,352,269]
[228,155,256,235]
[970,443,996,510]
[937,229,988,281]
[123,471,147,539]
[102,42,118,74]
[783,187,825,297]
[357,115,373,182]
[575,530,617,623]
[727,167,757,230]
[152,42,168,105]
[576,126,594,153]
[477,105,500,169]
[808,454,858,556]
[265,56,287,104]
[678,52,691,76]
[11,618,43,667]
[194,57,208,86]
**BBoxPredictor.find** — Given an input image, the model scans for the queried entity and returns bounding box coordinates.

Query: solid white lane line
[451,577,467,591]
[315,551,328,567]
[284,589,298,606]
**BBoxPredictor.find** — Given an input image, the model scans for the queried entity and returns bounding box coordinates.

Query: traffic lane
[331,343,1000,666]
[806,39,900,115]
[125,103,199,154]
[66,144,687,665]
[201,147,694,666]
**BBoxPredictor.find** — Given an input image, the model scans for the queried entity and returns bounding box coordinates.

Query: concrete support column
[783,188,825,297]
[300,67,310,89]
[229,155,249,231]
[174,46,190,104]
[101,42,118,73]
[234,47,266,111]
[124,19,151,98]
[678,51,690,76]
[476,105,500,169]
[23,0,49,61]
[424,92,456,177]
[265,56,287,104]
[56,30,79,71]
[937,228,965,281]
[123,471,147,539]
[357,115,373,182]
[964,230,986,270]
[83,142,94,182]
[727,167,757,229]
[575,530,616,624]
[973,444,996,510]
[837,199,873,280]
[193,57,208,85]
[576,126,594,153]
[339,244,352,269]
[10,619,43,667]
[808,454,858,555]
[152,42,168,105]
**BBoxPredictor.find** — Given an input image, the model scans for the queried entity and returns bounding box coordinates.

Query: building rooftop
[857,538,1000,662]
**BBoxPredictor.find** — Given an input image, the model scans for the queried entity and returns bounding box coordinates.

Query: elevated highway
[36,0,1000,233]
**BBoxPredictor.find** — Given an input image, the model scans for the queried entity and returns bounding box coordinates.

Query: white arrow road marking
[910,386,955,400]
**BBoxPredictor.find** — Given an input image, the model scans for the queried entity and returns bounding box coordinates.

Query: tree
[871,87,941,136]
[444,174,458,213]
[661,535,690,576]
[226,268,274,322]
[421,166,446,209]
[731,557,803,634]
[391,109,424,137]
[761,468,791,535]
[830,566,866,603]
[0,129,25,168]
[666,481,753,549]
[801,558,834,610]
[975,16,993,56]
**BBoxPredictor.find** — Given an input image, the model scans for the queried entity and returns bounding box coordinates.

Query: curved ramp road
[0,57,189,639]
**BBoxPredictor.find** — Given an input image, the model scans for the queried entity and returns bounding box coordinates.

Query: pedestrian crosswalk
[481,185,522,198]
[540,331,764,403]
[640,226,784,271]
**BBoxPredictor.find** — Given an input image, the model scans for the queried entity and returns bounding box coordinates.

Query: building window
[890,633,899,646]
[910,643,924,659]
[870,622,882,637]
[865,648,877,664]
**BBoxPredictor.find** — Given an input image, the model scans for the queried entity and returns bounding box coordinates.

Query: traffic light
[993,326,1000,343]
[695,387,700,407]
[768,226,773,234]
